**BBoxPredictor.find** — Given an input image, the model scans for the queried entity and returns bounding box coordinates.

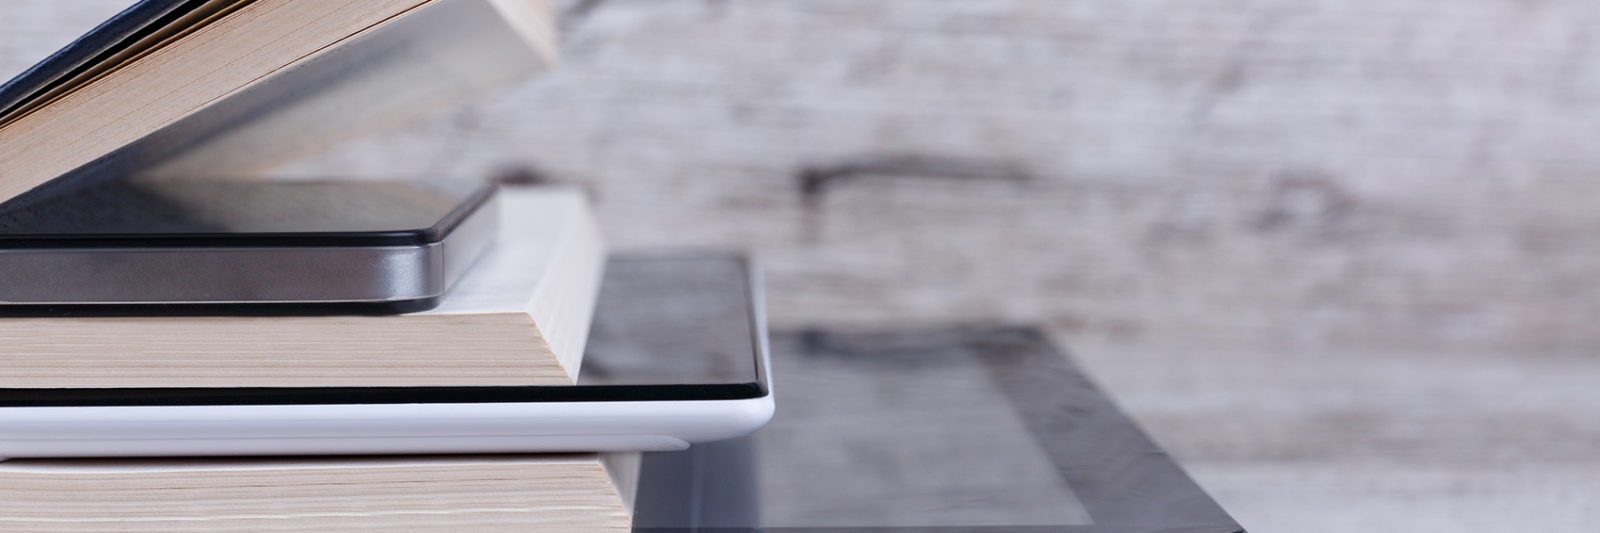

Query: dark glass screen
[578,255,763,386]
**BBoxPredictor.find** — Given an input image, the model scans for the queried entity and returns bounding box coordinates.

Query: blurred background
[6,1,1600,530]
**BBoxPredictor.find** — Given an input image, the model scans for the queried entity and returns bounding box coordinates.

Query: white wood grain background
[5,1,1600,530]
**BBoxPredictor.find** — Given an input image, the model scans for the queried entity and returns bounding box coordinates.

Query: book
[0,0,556,205]
[0,187,605,388]
[0,453,638,532]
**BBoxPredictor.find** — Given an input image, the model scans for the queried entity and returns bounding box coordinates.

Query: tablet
[0,255,775,458]
[0,178,496,312]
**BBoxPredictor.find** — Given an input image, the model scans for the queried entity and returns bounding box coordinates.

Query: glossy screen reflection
[581,259,1236,530]
[750,331,1092,527]
[632,328,1099,530]
[578,255,762,386]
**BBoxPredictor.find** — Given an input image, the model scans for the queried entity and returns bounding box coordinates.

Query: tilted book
[0,0,557,205]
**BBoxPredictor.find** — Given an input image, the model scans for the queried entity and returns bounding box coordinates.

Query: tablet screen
[580,255,762,386]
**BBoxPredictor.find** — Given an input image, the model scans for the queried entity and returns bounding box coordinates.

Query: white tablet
[0,255,774,459]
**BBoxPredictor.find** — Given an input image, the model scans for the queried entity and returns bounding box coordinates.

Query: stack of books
[0,0,642,530]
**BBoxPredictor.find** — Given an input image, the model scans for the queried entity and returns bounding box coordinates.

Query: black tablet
[0,178,497,312]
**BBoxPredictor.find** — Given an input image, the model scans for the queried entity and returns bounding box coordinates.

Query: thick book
[0,187,605,388]
[0,453,638,532]
[0,0,556,206]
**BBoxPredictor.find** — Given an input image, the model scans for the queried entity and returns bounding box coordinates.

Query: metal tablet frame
[0,183,497,308]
